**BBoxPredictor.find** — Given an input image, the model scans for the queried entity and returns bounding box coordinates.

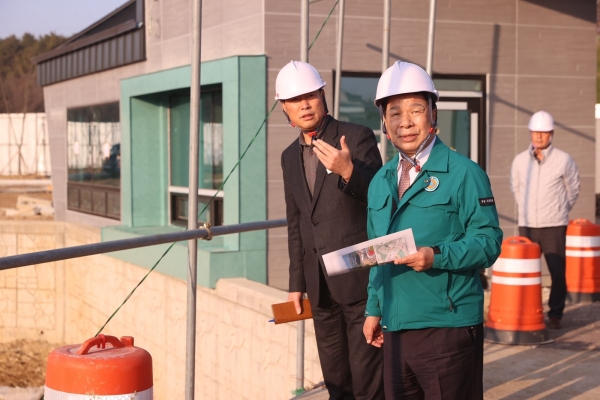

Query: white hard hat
[374,61,439,106]
[275,61,326,100]
[528,110,554,132]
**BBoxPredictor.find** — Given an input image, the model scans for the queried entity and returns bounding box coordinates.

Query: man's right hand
[288,292,304,314]
[363,316,384,347]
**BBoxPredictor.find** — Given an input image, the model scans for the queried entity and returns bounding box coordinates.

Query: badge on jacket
[425,176,439,192]
[479,197,495,206]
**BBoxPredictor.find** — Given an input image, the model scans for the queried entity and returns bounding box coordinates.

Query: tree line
[0,33,66,114]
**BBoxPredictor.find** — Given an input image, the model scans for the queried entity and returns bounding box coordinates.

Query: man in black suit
[276,61,384,399]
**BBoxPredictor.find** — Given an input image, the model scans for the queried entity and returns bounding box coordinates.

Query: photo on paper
[374,237,410,264]
[322,228,417,276]
[341,246,377,269]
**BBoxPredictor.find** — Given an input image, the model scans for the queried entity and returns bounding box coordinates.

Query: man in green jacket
[362,61,503,399]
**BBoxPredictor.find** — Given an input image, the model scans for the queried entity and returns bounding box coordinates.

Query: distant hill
[0,33,66,113]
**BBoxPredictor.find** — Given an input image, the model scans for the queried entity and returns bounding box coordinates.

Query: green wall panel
[130,94,168,226]
[106,55,268,288]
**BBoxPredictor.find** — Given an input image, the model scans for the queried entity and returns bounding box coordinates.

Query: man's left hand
[394,247,435,272]
[313,135,353,181]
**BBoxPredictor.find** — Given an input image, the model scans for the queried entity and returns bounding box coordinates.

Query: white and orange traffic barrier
[566,219,600,303]
[45,334,153,399]
[485,237,551,345]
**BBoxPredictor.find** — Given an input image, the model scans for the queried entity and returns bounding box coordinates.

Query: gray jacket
[510,144,580,228]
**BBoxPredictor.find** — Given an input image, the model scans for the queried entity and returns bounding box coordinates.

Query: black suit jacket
[281,117,383,306]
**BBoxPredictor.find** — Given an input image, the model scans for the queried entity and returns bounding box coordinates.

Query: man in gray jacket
[510,110,580,329]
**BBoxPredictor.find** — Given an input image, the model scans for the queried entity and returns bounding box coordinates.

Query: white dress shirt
[397,136,437,187]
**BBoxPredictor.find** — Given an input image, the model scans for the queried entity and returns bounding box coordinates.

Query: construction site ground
[0,177,53,221]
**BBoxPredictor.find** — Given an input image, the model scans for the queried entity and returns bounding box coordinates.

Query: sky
[0,0,129,39]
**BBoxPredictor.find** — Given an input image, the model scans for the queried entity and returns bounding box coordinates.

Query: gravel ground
[0,340,58,388]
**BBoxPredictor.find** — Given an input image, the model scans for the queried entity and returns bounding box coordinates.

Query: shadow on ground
[483,302,600,399]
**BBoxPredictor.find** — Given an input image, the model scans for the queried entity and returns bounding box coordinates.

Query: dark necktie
[398,159,413,200]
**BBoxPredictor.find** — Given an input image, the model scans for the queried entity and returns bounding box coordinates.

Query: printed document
[322,228,417,275]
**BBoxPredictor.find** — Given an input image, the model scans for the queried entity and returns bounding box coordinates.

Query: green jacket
[366,138,502,332]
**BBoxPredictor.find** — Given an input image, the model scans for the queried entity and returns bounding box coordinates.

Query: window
[338,73,486,166]
[67,102,121,219]
[338,75,381,132]
[339,74,395,162]
[169,87,223,226]
[170,193,223,227]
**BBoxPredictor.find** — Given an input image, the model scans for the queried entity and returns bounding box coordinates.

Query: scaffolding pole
[296,0,309,392]
[333,0,345,120]
[0,219,287,271]
[380,0,391,162]
[301,0,309,62]
[186,0,202,398]
[426,0,437,76]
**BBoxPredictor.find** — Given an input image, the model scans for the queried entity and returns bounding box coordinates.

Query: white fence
[0,113,51,176]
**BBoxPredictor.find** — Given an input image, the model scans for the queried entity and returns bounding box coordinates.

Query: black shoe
[549,317,563,329]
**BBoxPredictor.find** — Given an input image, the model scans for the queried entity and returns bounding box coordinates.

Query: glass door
[434,76,486,170]
[436,101,479,164]
[336,73,486,169]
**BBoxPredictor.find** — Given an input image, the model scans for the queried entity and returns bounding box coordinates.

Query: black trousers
[312,297,384,399]
[519,226,567,319]
[382,324,484,400]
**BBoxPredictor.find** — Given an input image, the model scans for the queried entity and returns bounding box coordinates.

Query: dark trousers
[519,226,567,319]
[312,297,384,400]
[382,324,484,400]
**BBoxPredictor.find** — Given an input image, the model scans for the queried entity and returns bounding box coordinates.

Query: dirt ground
[0,191,52,210]
[0,340,59,387]
[0,176,49,181]
[0,175,53,220]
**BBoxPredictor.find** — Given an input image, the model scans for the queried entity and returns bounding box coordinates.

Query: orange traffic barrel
[485,237,551,344]
[566,219,600,303]
[45,334,153,399]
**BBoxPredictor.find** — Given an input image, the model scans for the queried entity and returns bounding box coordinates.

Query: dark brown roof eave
[32,19,141,64]
[59,0,137,48]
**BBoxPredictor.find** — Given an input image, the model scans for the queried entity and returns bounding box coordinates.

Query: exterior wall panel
[132,30,142,60]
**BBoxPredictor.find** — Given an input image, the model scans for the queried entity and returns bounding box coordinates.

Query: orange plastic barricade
[566,219,600,303]
[45,335,153,399]
[485,237,551,345]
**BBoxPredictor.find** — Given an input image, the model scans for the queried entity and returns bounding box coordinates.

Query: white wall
[0,113,51,176]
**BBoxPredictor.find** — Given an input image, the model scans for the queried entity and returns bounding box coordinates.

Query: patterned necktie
[398,159,413,200]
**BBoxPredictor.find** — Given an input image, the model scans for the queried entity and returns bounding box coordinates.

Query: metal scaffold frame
[0,113,51,177]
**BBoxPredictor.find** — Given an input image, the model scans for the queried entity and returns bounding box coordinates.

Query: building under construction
[33,0,596,290]
[0,0,590,397]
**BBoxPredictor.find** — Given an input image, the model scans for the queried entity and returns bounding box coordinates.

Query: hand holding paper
[322,228,418,276]
[394,246,435,272]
